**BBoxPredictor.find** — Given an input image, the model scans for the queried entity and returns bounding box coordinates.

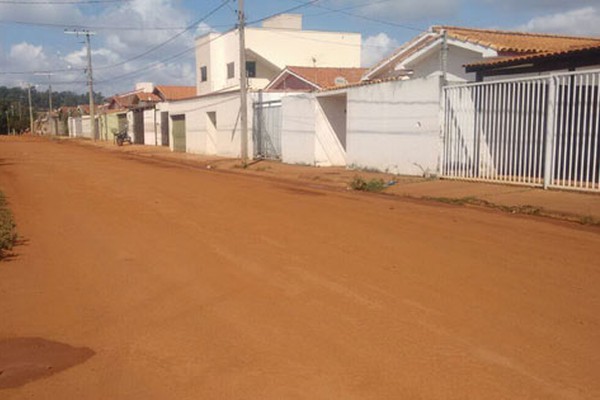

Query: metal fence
[253,100,282,160]
[441,69,600,192]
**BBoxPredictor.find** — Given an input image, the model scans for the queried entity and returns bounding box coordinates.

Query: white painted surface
[407,43,490,82]
[314,95,347,166]
[262,14,302,30]
[163,91,254,157]
[281,94,317,165]
[80,116,92,139]
[345,77,441,175]
[143,109,157,146]
[196,27,361,95]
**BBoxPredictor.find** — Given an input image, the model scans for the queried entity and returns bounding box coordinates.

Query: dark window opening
[246,61,256,78]
[227,62,235,79]
[200,66,208,82]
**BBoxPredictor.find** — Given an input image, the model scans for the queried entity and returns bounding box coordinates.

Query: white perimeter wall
[281,76,442,175]
[281,94,317,165]
[143,109,158,146]
[346,77,441,175]
[162,91,254,157]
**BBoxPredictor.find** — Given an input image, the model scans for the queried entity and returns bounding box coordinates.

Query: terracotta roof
[433,26,600,54]
[154,85,196,100]
[465,43,600,70]
[283,66,369,89]
[136,92,161,102]
[365,25,600,80]
[319,76,407,92]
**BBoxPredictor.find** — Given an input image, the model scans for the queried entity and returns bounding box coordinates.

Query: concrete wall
[281,76,442,175]
[80,116,92,139]
[281,93,346,167]
[345,77,441,176]
[143,109,157,146]
[281,94,317,165]
[408,43,486,82]
[162,91,254,157]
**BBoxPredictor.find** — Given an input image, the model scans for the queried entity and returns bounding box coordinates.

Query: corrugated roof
[284,66,369,89]
[155,85,196,100]
[433,26,600,54]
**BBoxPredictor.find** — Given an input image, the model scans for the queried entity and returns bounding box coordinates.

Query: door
[161,112,169,146]
[133,109,144,144]
[172,114,186,152]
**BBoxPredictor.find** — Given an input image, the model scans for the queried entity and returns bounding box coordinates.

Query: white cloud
[0,3,83,25]
[362,33,399,67]
[518,6,600,36]
[332,0,460,20]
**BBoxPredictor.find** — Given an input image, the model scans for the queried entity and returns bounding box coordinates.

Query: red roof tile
[282,66,369,89]
[434,26,600,54]
[154,85,196,100]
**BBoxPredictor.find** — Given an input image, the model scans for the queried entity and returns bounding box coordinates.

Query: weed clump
[349,176,386,192]
[0,192,17,258]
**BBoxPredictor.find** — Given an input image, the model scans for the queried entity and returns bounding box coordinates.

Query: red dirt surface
[1,136,599,399]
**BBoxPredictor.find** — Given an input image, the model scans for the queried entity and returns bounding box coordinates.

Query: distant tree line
[0,86,104,134]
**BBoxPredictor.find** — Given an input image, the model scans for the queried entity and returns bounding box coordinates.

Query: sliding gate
[441,69,600,192]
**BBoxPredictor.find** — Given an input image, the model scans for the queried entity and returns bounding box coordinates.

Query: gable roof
[364,25,600,80]
[108,90,161,110]
[433,26,600,54]
[266,66,368,91]
[154,85,196,101]
[465,43,600,76]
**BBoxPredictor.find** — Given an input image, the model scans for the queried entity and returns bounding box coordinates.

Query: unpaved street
[1,137,599,399]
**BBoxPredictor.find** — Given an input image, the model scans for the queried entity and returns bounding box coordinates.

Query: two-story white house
[160,14,362,158]
[195,14,361,95]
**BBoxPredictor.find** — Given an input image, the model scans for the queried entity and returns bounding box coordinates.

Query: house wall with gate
[161,91,254,157]
[143,109,158,146]
[281,76,441,175]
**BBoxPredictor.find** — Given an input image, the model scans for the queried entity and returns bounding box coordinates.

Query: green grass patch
[349,176,386,192]
[0,191,17,258]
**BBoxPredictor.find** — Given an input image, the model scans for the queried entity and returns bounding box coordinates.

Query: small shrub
[0,192,17,258]
[349,176,386,192]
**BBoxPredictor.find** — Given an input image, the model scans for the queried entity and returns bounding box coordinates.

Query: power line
[0,0,130,4]
[246,0,321,25]
[0,18,233,31]
[93,29,233,85]
[93,0,230,71]
[290,0,425,33]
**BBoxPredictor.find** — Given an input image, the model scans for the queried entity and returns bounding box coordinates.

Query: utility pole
[65,29,96,140]
[440,29,448,87]
[26,84,34,135]
[238,0,249,162]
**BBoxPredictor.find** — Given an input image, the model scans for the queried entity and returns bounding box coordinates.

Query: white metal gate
[253,100,282,159]
[441,69,600,192]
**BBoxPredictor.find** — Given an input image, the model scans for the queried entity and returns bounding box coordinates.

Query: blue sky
[1,0,599,96]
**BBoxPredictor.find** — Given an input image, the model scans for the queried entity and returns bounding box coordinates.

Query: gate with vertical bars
[441,69,600,192]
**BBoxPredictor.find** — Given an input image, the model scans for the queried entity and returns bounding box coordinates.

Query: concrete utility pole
[35,73,55,112]
[440,29,448,87]
[26,84,34,135]
[65,29,97,140]
[238,0,249,162]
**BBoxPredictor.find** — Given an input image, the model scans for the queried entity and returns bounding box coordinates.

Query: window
[246,61,256,78]
[200,66,207,82]
[227,62,235,79]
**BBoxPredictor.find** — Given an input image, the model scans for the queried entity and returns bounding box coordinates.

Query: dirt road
[1,136,599,399]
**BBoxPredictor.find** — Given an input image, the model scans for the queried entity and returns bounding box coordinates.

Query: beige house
[363,26,600,83]
[195,14,361,95]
